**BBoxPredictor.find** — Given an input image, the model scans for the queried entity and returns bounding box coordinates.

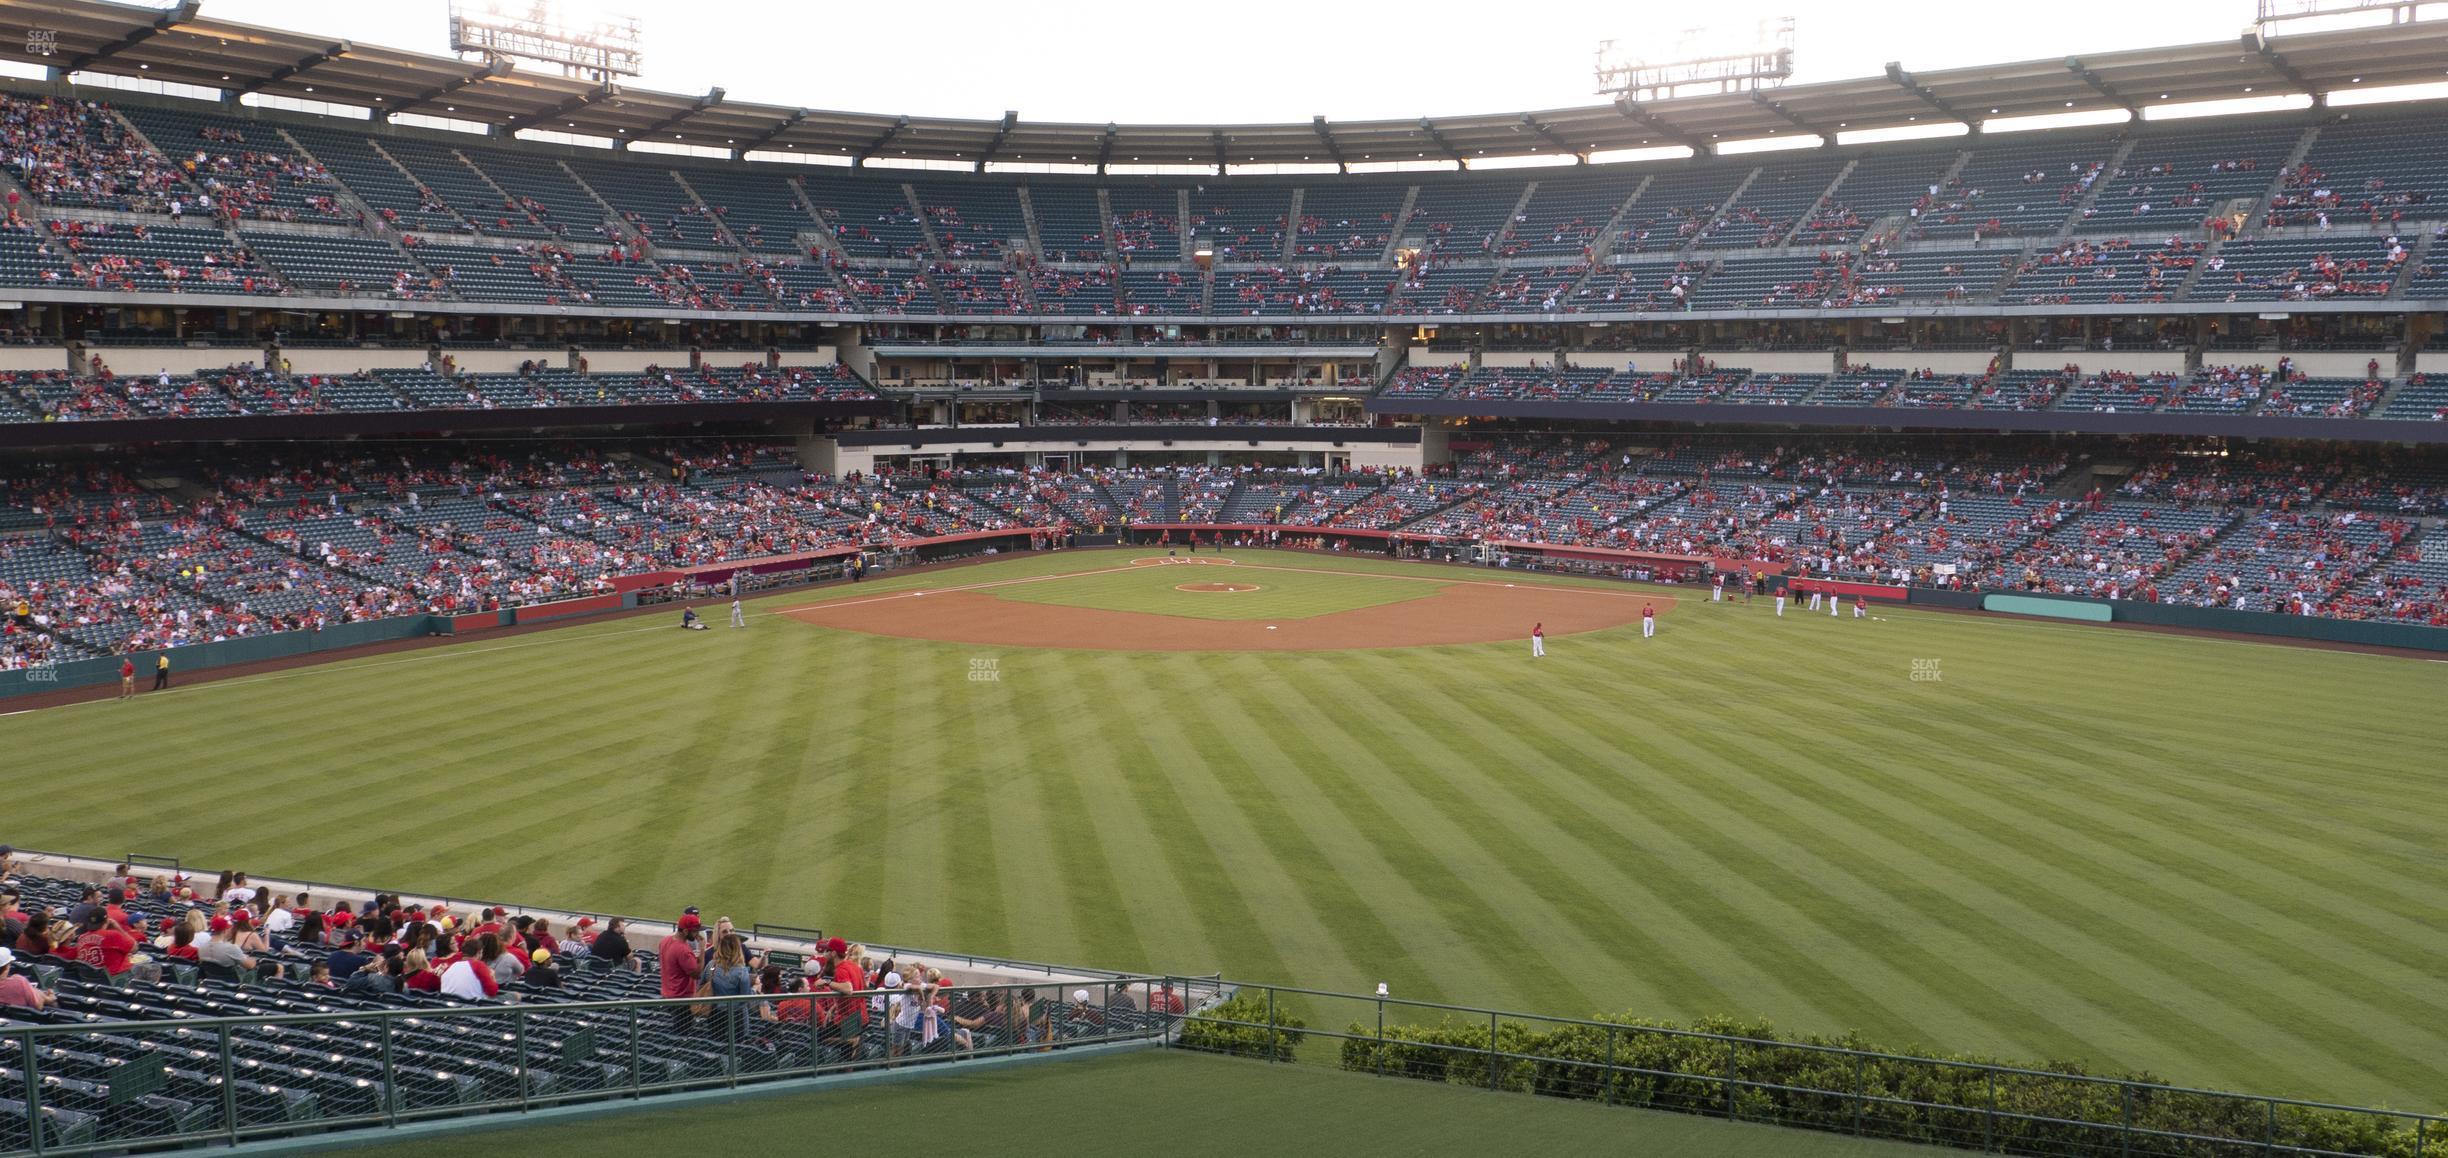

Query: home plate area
[782,554,1666,652]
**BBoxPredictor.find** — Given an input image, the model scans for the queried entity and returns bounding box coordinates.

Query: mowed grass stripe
[1588,666,2393,1097]
[1193,651,1493,1004]
[1008,653,1155,972]
[1512,653,2153,1066]
[1147,653,1403,997]
[1809,674,2448,1001]
[1778,726,2448,1103]
[1434,652,2063,1050]
[1263,660,1601,1016]
[1231,670,1569,1015]
[1565,630,2448,1097]
[1832,675,2448,968]
[1068,662,1284,982]
[1319,654,1759,1018]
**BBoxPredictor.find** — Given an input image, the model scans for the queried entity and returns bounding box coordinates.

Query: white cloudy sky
[181,0,2318,123]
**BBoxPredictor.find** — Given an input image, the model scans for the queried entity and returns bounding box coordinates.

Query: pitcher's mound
[1178,582,1260,593]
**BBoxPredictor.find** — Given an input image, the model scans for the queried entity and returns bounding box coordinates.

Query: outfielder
[1531,622,1545,658]
[1641,603,1656,639]
[730,598,745,628]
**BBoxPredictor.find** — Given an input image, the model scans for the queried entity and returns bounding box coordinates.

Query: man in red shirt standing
[119,657,135,700]
[658,911,704,1032]
[1642,603,1656,639]
[1530,622,1545,658]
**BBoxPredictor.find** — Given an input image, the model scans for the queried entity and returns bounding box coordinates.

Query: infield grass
[991,556,1444,620]
[3,548,2443,1109]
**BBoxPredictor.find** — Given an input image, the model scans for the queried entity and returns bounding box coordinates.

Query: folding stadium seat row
[380,138,553,239]
[1293,183,1404,260]
[239,231,421,295]
[1187,186,1296,262]
[567,159,718,248]
[1913,130,2120,243]
[2189,236,2398,303]
[907,180,1027,262]
[282,125,465,233]
[1023,182,1111,261]
[800,174,931,259]
[111,105,356,226]
[677,165,826,255]
[2077,120,2300,235]
[2261,110,2448,230]
[1504,174,1629,260]
[1794,145,1960,247]
[1698,155,1846,250]
[49,222,281,296]
[465,149,610,238]
[1403,177,1528,259]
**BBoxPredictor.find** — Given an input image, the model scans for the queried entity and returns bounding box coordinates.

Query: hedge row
[1176,993,1306,1061]
[1321,1012,2440,1158]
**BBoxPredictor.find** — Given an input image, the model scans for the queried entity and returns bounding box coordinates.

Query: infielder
[730,598,745,628]
[1531,622,1545,658]
[1641,603,1656,638]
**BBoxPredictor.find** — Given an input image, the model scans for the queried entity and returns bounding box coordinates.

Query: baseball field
[3,547,2442,1110]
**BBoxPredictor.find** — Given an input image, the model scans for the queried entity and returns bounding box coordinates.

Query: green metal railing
[1173,981,2445,1158]
[4,975,1218,1156]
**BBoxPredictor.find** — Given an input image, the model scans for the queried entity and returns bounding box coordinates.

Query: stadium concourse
[3,435,2446,675]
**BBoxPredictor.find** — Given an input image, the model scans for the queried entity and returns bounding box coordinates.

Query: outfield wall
[1910,587,2448,652]
[0,615,442,698]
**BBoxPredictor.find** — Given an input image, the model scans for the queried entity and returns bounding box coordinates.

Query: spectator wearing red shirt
[812,936,867,1061]
[659,911,704,1031]
[71,909,138,976]
[0,947,56,1010]
[399,949,439,992]
[118,656,135,700]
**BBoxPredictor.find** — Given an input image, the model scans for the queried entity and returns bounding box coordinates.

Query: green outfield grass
[4,548,2443,1110]
[335,1049,1937,1158]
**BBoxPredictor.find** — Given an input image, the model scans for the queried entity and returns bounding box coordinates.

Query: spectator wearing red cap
[812,936,865,1062]
[198,916,254,975]
[659,912,704,1030]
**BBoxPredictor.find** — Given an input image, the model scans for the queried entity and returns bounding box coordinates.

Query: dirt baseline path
[782,563,1671,652]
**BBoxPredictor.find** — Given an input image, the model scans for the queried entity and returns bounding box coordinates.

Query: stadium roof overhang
[5,0,2447,165]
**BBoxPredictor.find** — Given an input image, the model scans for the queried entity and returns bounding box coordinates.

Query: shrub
[1178,992,1305,1061]
[1320,1007,2438,1158]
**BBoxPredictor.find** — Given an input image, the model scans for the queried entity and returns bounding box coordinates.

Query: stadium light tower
[448,0,642,87]
[1595,16,1795,104]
